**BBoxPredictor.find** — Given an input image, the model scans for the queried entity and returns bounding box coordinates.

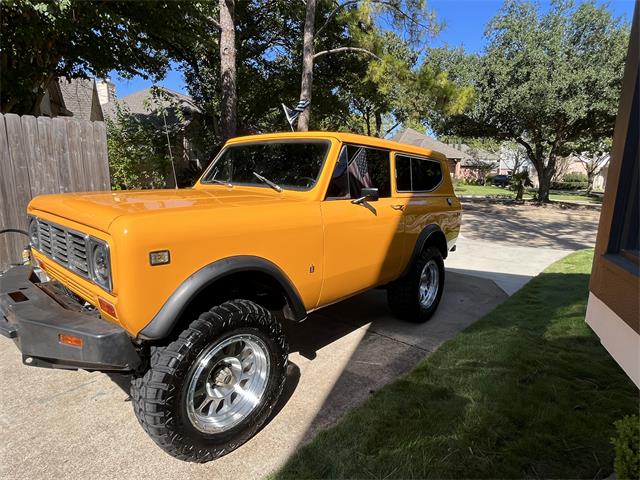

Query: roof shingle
[393,128,472,161]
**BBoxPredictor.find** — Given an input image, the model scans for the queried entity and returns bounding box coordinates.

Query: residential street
[0,200,601,480]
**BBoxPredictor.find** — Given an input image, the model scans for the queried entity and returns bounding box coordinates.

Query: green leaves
[106,103,171,190]
[431,0,629,200]
[1,1,209,114]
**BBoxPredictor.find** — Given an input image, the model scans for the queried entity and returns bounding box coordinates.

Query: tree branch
[314,0,359,38]
[515,137,537,164]
[206,15,221,31]
[313,46,380,60]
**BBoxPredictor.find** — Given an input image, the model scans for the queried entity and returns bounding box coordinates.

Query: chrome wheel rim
[419,260,439,309]
[186,334,270,434]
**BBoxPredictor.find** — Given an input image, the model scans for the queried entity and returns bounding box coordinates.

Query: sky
[110,0,636,98]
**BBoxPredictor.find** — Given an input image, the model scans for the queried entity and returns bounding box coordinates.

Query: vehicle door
[318,144,406,306]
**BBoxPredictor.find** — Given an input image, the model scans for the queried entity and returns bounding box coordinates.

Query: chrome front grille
[36,219,90,278]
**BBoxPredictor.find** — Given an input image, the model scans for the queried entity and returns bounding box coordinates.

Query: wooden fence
[0,113,110,269]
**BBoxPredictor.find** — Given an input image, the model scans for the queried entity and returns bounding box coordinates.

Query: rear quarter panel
[391,151,462,265]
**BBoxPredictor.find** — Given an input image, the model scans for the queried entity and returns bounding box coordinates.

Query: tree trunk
[374,110,382,137]
[537,170,552,202]
[586,171,594,195]
[219,0,237,141]
[297,0,317,132]
[364,107,371,136]
[517,139,556,203]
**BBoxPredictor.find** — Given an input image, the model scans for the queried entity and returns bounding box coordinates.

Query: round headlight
[90,242,110,287]
[28,218,39,248]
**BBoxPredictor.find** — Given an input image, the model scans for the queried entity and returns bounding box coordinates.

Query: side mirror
[351,187,379,204]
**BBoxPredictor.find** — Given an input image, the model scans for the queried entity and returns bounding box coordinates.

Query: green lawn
[454,184,514,197]
[272,250,638,479]
[454,184,602,203]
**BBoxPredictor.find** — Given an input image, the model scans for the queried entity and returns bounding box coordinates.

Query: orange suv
[0,131,461,462]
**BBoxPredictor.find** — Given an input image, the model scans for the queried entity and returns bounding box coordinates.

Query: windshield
[201,140,331,191]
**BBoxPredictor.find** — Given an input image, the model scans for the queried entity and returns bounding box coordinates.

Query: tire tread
[131,299,287,463]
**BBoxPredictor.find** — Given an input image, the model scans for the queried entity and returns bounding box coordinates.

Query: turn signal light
[59,334,83,348]
[149,250,171,266]
[98,297,117,318]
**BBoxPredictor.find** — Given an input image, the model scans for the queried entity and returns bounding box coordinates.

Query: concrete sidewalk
[446,235,570,295]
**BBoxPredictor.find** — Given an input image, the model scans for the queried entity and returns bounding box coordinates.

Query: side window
[395,154,443,192]
[326,147,349,199]
[395,155,411,191]
[326,145,392,199]
[346,145,391,198]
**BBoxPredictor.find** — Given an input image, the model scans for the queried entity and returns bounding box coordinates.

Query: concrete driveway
[0,199,599,479]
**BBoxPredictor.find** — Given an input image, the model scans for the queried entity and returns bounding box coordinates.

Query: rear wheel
[131,299,287,463]
[387,246,445,323]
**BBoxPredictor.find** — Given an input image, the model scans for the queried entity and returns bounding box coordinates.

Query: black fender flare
[138,256,307,340]
[400,224,448,277]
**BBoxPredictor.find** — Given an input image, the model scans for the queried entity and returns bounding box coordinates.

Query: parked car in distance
[0,131,461,463]
[491,174,512,187]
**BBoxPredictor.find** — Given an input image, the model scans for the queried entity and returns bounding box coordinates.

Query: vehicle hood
[28,188,294,232]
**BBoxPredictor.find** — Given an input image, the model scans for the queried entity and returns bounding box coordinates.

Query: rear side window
[395,154,443,192]
[326,145,391,199]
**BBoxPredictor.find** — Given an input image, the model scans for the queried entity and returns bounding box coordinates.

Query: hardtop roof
[226,131,448,162]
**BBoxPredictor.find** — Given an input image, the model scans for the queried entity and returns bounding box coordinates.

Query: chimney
[96,78,116,105]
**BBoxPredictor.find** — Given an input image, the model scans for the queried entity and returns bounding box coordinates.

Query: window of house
[325,145,391,199]
[395,154,443,192]
[607,76,639,266]
[608,77,639,265]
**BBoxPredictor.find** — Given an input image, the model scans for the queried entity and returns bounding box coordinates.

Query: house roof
[457,143,501,164]
[393,128,472,161]
[102,87,201,126]
[57,78,103,121]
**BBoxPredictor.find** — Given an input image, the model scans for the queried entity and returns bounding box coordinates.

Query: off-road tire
[387,246,445,323]
[130,299,288,463]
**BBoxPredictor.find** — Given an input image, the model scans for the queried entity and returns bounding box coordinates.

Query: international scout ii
[0,131,461,462]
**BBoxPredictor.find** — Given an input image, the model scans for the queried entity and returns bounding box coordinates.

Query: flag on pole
[282,99,311,130]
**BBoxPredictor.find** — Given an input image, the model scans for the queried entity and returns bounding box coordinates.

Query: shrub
[106,104,171,190]
[551,181,588,191]
[612,414,640,479]
[562,172,588,183]
[509,170,533,200]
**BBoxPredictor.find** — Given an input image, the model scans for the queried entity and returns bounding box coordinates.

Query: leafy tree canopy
[181,0,471,145]
[1,0,208,114]
[430,0,629,201]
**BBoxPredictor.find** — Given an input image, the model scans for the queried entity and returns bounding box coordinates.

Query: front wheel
[131,299,288,463]
[387,246,445,323]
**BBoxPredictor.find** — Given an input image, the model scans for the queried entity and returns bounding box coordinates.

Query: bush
[551,181,588,191]
[562,172,588,183]
[612,415,640,479]
[106,104,171,190]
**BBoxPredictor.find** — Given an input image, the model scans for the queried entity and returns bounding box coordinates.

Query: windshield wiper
[209,178,233,187]
[252,171,283,192]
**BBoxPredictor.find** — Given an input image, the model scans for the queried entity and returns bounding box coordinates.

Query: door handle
[391,204,405,211]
